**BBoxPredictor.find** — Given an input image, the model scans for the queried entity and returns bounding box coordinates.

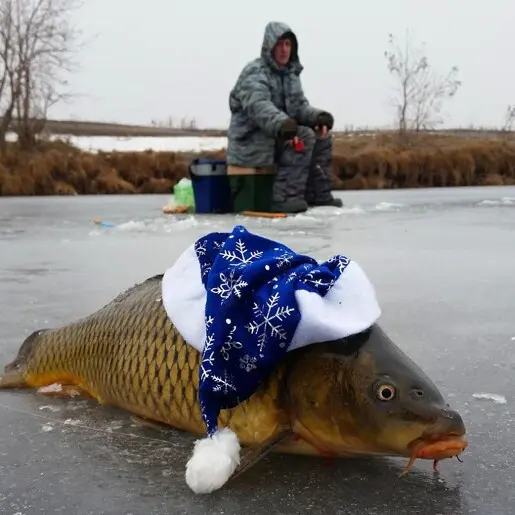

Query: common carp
[0,274,468,492]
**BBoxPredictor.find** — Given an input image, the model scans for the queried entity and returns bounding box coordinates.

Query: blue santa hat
[161,225,381,494]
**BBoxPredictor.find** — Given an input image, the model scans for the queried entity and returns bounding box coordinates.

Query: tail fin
[0,328,50,389]
[0,369,28,388]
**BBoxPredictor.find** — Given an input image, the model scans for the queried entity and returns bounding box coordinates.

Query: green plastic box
[227,166,275,213]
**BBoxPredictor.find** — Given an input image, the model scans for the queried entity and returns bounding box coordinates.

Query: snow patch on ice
[39,405,61,413]
[472,393,507,404]
[477,197,515,206]
[63,418,82,426]
[88,215,224,236]
[374,202,404,211]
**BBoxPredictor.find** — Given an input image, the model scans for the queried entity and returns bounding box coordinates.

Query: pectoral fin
[230,429,294,482]
[130,415,172,430]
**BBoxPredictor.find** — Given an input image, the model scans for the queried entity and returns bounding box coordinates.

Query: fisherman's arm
[238,69,290,137]
[295,84,335,133]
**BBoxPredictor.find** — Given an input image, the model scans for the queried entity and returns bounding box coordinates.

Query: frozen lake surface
[0,186,514,514]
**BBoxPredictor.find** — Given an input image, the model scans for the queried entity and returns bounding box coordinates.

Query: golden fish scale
[22,276,287,445]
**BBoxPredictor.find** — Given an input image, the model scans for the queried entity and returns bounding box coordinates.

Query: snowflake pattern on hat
[193,225,351,436]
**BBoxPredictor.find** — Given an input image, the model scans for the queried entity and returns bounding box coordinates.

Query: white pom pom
[185,427,241,494]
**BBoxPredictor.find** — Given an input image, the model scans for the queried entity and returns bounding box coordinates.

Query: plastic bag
[173,178,195,212]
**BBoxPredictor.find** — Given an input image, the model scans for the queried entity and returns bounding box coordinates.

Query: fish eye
[376,384,396,401]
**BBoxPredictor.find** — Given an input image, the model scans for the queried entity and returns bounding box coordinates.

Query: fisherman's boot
[272,126,315,214]
[309,196,343,208]
[305,133,343,208]
[270,198,308,213]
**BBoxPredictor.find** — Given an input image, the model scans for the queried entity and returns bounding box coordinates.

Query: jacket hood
[261,21,303,74]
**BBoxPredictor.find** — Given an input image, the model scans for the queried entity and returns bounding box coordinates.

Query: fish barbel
[0,274,468,485]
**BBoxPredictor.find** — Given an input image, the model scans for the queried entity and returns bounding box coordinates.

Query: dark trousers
[272,126,333,203]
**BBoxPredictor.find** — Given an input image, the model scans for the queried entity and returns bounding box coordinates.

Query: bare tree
[384,30,461,135]
[0,0,83,150]
[501,105,515,132]
[150,116,176,128]
[178,116,197,130]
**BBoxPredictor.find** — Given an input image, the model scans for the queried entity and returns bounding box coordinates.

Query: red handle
[292,136,304,152]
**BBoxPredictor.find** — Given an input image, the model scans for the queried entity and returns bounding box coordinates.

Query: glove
[314,111,334,131]
[279,117,298,140]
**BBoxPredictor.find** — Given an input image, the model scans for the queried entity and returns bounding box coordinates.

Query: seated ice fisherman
[226,21,343,214]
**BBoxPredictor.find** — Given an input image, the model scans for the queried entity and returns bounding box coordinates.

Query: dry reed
[0,133,514,196]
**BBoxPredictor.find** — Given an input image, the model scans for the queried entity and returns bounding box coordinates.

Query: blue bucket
[189,158,232,214]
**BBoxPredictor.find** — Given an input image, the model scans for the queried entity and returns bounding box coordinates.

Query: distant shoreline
[7,117,515,140]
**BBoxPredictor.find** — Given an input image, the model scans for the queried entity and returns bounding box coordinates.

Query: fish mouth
[400,433,468,476]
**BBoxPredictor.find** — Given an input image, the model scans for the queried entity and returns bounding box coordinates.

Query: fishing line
[0,401,176,446]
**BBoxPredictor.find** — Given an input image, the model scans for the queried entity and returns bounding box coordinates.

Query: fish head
[284,324,467,472]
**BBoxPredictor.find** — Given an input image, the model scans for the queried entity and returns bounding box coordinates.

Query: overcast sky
[52,0,515,130]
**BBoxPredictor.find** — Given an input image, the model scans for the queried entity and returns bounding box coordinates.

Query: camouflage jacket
[226,21,327,167]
